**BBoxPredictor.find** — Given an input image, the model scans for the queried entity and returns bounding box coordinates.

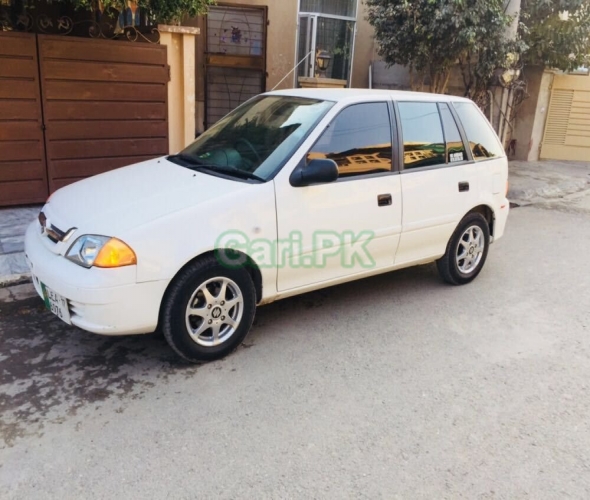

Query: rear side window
[439,103,467,163]
[453,102,505,160]
[398,102,445,169]
[308,102,392,178]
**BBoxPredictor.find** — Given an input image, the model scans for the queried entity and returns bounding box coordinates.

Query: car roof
[266,88,472,103]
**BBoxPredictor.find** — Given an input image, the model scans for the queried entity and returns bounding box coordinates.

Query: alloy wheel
[456,225,485,274]
[185,277,244,347]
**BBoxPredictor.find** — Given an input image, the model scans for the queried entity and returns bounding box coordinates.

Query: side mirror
[290,158,339,187]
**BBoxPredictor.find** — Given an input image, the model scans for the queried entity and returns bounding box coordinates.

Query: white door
[296,9,357,84]
[275,101,402,291]
[394,101,479,265]
[297,14,317,79]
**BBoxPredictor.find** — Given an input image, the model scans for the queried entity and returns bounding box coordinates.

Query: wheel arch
[157,249,264,330]
[171,249,262,302]
[465,204,495,237]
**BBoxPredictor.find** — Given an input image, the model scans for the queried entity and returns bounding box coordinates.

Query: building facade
[186,0,375,133]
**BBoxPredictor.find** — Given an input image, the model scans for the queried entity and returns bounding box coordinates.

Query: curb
[0,281,37,304]
[508,178,590,204]
[0,272,31,289]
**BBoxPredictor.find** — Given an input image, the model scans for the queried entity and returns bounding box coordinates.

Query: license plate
[41,283,72,325]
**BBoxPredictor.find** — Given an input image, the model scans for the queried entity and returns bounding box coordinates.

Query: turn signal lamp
[94,238,137,268]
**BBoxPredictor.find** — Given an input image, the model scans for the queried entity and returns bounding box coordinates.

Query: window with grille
[300,0,357,17]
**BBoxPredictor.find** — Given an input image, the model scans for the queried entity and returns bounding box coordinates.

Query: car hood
[44,157,253,237]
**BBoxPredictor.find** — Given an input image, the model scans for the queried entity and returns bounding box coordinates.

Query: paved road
[1,198,590,499]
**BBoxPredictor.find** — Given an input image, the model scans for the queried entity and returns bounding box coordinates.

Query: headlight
[66,235,137,268]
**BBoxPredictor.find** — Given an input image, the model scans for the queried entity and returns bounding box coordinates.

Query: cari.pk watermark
[214,230,376,269]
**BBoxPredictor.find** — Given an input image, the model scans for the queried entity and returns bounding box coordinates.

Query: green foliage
[144,0,214,24]
[63,0,215,24]
[520,0,590,70]
[456,3,526,105]
[365,0,515,95]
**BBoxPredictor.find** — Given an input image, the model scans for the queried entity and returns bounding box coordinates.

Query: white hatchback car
[25,89,509,362]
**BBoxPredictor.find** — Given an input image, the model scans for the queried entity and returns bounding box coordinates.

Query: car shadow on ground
[0,263,441,447]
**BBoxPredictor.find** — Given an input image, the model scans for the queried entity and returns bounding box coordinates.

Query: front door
[275,101,402,291]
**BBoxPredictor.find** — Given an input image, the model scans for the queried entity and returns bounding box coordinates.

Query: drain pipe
[487,90,494,125]
[501,87,514,147]
[498,86,509,139]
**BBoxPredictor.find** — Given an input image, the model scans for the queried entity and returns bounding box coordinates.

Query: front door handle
[458,182,470,192]
[378,194,392,206]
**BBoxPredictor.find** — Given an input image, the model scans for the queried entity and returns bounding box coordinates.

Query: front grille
[46,224,66,243]
[38,212,75,244]
[68,300,84,318]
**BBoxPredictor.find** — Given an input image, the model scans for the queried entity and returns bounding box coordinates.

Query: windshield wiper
[204,165,265,182]
[167,153,203,166]
[169,154,264,182]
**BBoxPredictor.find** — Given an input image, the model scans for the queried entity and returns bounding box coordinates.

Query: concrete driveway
[1,199,590,498]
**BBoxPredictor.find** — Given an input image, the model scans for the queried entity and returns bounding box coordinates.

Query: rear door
[394,101,479,265]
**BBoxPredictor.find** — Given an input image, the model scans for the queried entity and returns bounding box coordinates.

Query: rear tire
[162,255,256,363]
[437,213,490,286]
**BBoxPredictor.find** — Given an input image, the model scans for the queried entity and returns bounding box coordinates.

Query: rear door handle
[378,194,392,206]
[458,182,470,192]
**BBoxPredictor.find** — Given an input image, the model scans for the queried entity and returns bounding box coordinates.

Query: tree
[366,0,515,95]
[456,2,524,107]
[520,0,590,71]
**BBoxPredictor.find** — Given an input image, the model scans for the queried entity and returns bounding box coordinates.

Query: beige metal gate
[541,74,590,161]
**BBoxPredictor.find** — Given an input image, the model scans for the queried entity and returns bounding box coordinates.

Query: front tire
[437,213,490,286]
[162,255,256,363]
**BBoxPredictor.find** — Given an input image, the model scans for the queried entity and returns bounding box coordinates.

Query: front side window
[307,102,392,178]
[453,102,505,161]
[398,102,445,169]
[175,96,334,181]
[439,103,467,163]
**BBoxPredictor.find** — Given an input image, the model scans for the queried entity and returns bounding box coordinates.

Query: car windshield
[171,95,334,181]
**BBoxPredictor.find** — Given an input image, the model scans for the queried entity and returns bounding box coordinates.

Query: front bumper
[25,223,169,335]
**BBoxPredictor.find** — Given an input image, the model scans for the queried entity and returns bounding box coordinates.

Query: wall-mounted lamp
[316,49,331,77]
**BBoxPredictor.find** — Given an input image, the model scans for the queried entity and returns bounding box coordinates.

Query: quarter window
[453,102,505,160]
[439,103,467,163]
[398,102,445,169]
[307,103,392,178]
